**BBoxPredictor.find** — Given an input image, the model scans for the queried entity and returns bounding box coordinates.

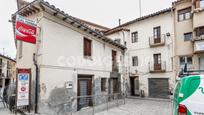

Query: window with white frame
[178,7,191,22]
[179,56,193,66]
[131,31,138,43]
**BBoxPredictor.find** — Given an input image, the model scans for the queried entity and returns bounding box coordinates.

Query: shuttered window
[84,37,92,57]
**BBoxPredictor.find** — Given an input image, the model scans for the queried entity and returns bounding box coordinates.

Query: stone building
[172,0,204,78]
[0,54,16,88]
[105,8,175,99]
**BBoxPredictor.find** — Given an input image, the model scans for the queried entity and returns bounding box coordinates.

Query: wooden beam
[27,7,36,13]
[53,11,58,16]
[38,4,45,11]
[63,16,68,21]
[70,21,75,25]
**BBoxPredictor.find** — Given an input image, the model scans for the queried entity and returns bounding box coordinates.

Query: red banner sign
[15,15,37,44]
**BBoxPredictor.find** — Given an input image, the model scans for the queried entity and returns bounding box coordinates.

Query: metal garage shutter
[148,78,169,99]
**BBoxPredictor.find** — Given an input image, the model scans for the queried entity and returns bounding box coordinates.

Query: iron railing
[149,61,166,73]
[149,34,166,47]
[47,93,125,115]
[193,35,204,41]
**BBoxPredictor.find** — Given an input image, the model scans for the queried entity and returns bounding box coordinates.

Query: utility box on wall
[65,81,73,89]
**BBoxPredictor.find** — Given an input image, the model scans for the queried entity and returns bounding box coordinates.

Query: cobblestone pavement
[95,98,172,115]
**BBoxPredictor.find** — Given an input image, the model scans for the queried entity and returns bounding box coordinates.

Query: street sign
[16,69,31,107]
[15,15,37,44]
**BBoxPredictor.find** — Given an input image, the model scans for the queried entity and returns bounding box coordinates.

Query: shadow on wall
[39,86,77,115]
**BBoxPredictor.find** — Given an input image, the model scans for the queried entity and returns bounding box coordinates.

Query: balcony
[193,7,204,29]
[149,35,166,47]
[149,61,166,73]
[194,38,204,53]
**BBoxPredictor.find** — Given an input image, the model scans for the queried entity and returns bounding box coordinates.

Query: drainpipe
[33,53,39,114]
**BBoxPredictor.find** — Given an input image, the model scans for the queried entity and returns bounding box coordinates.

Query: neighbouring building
[0,54,16,88]
[172,0,204,78]
[13,0,126,114]
[105,8,175,99]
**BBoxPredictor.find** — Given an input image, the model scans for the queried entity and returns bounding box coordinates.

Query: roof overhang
[11,0,126,50]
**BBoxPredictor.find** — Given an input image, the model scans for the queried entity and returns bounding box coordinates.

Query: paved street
[96,98,172,115]
[0,98,172,115]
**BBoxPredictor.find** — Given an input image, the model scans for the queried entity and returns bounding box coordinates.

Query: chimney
[119,19,121,26]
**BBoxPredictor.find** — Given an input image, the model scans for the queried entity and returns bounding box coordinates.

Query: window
[178,7,191,22]
[84,37,92,57]
[132,31,138,43]
[154,54,161,64]
[153,26,161,39]
[180,56,193,66]
[184,32,192,41]
[132,56,138,66]
[196,27,204,37]
[101,78,106,92]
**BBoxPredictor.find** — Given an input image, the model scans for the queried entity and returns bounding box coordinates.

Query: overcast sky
[0,0,174,58]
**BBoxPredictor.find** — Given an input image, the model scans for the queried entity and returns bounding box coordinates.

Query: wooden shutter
[84,37,92,57]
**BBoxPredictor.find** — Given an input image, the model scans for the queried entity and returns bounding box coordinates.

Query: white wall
[106,12,175,96]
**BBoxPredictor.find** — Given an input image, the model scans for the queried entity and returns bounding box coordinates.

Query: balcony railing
[149,34,166,47]
[149,61,166,73]
[193,35,204,41]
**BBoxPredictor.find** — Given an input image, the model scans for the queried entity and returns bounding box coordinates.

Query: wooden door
[77,76,92,110]
[112,78,118,94]
[130,77,135,96]
[154,54,161,70]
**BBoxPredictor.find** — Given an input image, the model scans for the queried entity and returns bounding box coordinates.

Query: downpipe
[33,53,39,114]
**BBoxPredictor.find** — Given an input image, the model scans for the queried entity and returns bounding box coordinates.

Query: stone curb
[127,96,173,102]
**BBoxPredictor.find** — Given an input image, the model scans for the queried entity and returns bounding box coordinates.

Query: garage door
[148,78,169,99]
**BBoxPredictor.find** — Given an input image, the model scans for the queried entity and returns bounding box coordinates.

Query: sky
[0,0,174,58]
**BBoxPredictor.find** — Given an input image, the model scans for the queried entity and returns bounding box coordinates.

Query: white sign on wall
[16,69,31,107]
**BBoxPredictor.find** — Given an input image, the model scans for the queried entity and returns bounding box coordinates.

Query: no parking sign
[16,69,31,107]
